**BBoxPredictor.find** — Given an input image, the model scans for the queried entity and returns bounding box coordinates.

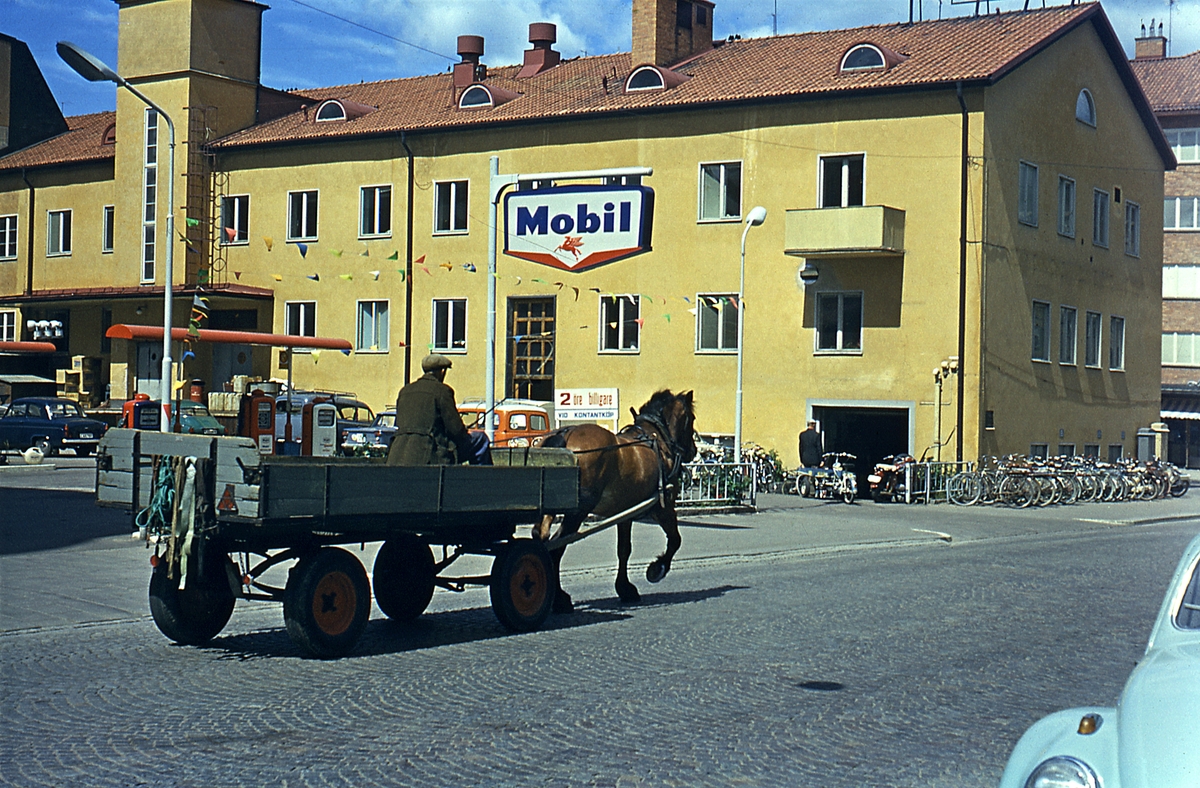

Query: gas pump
[302,401,338,457]
[122,393,161,431]
[240,390,276,455]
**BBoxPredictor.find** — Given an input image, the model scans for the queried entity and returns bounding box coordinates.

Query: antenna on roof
[773,0,778,35]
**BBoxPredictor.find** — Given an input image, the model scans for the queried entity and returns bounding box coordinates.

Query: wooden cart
[96,429,582,658]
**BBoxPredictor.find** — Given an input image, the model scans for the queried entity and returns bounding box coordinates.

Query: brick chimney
[1135,19,1167,60]
[632,0,714,67]
[517,23,561,78]
[453,35,486,87]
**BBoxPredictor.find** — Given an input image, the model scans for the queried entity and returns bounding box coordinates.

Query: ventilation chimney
[1134,19,1167,60]
[518,23,561,78]
[632,0,714,67]
[454,35,486,87]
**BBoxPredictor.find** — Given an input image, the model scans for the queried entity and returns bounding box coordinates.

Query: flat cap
[422,354,453,372]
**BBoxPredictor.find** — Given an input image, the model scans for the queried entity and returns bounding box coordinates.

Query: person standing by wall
[799,420,823,468]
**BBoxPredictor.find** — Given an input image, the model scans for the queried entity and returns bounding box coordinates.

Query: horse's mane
[637,389,694,422]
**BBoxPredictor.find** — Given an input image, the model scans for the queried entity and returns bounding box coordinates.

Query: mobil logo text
[503,184,654,272]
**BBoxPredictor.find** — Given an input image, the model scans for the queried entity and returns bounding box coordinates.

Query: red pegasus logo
[555,236,584,259]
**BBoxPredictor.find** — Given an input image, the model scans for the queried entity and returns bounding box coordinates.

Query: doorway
[811,405,910,495]
[507,297,555,401]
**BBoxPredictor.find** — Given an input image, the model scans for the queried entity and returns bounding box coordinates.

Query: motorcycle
[796,452,858,504]
[868,453,915,502]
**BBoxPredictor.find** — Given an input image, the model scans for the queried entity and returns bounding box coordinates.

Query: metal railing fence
[678,461,757,508]
[903,461,975,503]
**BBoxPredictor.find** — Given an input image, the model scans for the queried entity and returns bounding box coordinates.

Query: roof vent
[518,23,561,78]
[454,35,487,88]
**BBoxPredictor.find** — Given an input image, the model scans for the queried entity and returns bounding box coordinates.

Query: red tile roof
[1130,50,1200,115]
[0,111,115,172]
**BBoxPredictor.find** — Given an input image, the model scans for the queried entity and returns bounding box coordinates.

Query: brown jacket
[386,373,473,466]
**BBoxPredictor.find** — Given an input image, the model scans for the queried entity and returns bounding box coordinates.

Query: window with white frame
[1163,332,1200,366]
[434,180,468,234]
[1018,161,1038,226]
[1031,300,1050,361]
[1075,89,1096,127]
[1164,266,1200,298]
[47,209,72,256]
[600,295,640,352]
[1059,305,1077,365]
[1093,189,1110,247]
[356,300,388,352]
[816,291,863,353]
[142,108,158,282]
[820,154,865,208]
[220,195,249,245]
[696,293,738,352]
[1108,315,1125,370]
[1166,128,1199,163]
[0,215,17,260]
[360,185,391,238]
[1165,196,1198,230]
[1085,310,1102,367]
[1057,176,1075,237]
[286,301,316,337]
[1125,201,1140,257]
[1082,444,1100,458]
[432,298,467,352]
[1029,443,1048,460]
[0,310,15,342]
[102,205,114,253]
[288,190,319,241]
[699,162,742,221]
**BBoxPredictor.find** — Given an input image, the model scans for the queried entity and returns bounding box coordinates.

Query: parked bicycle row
[946,455,1190,507]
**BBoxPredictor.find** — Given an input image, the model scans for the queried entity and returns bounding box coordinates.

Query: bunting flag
[462,263,476,272]
[415,254,426,264]
[439,262,453,271]
[196,268,210,284]
[307,273,320,282]
[369,270,380,280]
[397,340,407,347]
[642,294,654,304]
[182,349,196,361]
[224,227,237,242]
[571,286,579,301]
[188,293,210,337]
[272,274,283,281]
[589,287,602,293]
[682,296,691,303]
[339,274,353,281]
[532,277,548,284]
[420,265,432,276]
[264,236,274,252]
[554,282,565,289]
[387,251,399,261]
[515,276,522,285]
[663,313,672,322]
[608,322,617,329]
[330,249,343,258]
[311,350,321,363]
[297,243,308,258]
[233,271,242,280]
[688,307,698,315]
[185,218,200,228]
[340,349,351,356]
[634,318,645,328]
[396,269,406,281]
[360,248,370,257]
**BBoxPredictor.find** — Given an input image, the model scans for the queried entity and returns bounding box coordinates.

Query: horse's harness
[618,411,689,490]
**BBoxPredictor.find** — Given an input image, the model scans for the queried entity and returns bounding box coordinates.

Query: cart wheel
[148,555,236,645]
[490,539,553,633]
[797,476,815,498]
[842,486,856,504]
[283,548,371,659]
[372,535,436,622]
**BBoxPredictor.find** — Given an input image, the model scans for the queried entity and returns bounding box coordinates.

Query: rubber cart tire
[490,539,553,633]
[148,556,236,645]
[796,476,815,498]
[372,535,436,622]
[283,548,371,659]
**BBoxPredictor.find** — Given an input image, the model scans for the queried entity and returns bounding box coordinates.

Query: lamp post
[58,41,176,432]
[735,206,768,464]
[932,356,959,462]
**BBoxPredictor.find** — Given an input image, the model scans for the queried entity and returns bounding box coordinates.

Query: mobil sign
[504,184,654,272]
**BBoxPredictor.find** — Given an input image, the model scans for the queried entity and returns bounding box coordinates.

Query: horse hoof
[616,583,641,604]
[646,560,668,583]
[552,589,574,614]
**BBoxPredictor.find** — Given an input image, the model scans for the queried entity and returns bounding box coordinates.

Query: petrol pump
[302,401,338,457]
[122,393,161,431]
[239,389,276,455]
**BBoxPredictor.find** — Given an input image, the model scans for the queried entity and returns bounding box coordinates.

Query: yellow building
[0,0,1173,469]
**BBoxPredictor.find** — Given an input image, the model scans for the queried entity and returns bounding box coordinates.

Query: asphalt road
[1,458,1198,787]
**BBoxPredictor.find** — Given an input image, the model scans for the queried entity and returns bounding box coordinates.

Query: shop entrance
[811,405,910,495]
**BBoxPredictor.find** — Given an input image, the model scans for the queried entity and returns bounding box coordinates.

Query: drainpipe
[400,131,415,385]
[956,82,968,462]
[21,169,35,298]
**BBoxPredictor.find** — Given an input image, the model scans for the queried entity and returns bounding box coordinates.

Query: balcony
[784,205,905,259]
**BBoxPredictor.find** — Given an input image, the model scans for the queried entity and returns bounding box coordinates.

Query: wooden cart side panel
[325,466,443,517]
[97,471,259,515]
[440,466,543,513]
[540,466,580,512]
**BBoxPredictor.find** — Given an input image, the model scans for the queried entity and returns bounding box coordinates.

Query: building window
[1165,197,1199,230]
[142,108,158,281]
[1163,332,1200,366]
[1059,306,1077,365]
[220,195,249,245]
[1029,443,1048,460]
[360,185,391,238]
[1124,201,1140,257]
[1018,161,1038,227]
[356,300,389,352]
[47,209,72,256]
[0,310,15,342]
[699,162,742,221]
[1164,266,1200,298]
[1031,300,1050,362]
[600,295,640,353]
[101,205,114,253]
[696,293,738,352]
[434,180,468,234]
[288,190,319,241]
[840,44,886,72]
[1075,89,1096,127]
[1166,128,1198,163]
[1057,176,1075,237]
[816,292,863,353]
[1108,316,1124,371]
[285,301,316,352]
[1092,189,1109,247]
[0,215,17,260]
[1085,310,1102,368]
[1082,444,1100,458]
[315,100,346,122]
[820,155,865,208]
[1057,444,1076,457]
[432,298,467,352]
[1107,444,1123,462]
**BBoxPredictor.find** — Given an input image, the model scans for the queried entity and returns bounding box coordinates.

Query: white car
[998,531,1200,788]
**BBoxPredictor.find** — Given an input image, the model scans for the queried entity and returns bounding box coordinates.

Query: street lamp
[58,41,176,432]
[932,356,959,462]
[735,206,768,464]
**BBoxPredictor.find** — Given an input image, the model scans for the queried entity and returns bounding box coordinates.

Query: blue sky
[3,0,1196,118]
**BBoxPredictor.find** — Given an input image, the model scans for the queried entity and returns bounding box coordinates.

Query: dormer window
[316,100,347,121]
[101,123,116,145]
[624,65,690,94]
[1075,89,1097,127]
[460,85,494,108]
[841,44,885,72]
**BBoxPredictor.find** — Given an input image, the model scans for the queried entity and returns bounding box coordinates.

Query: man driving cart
[387,354,491,466]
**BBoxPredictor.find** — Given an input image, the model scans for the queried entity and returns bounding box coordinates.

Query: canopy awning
[1162,397,1200,421]
[106,324,352,351]
[0,341,59,354]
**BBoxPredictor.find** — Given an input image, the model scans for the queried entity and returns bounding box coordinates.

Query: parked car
[998,531,1200,788]
[172,400,225,435]
[0,397,108,457]
[458,399,552,447]
[275,391,374,452]
[341,410,398,456]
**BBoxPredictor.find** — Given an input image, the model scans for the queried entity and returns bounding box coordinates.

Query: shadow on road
[202,584,747,661]
[0,488,130,554]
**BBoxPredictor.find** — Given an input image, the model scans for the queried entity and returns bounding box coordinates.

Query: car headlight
[1024,756,1099,788]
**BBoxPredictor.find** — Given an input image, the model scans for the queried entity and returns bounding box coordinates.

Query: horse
[533,389,697,612]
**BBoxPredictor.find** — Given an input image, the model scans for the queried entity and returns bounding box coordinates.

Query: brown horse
[533,389,697,611]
